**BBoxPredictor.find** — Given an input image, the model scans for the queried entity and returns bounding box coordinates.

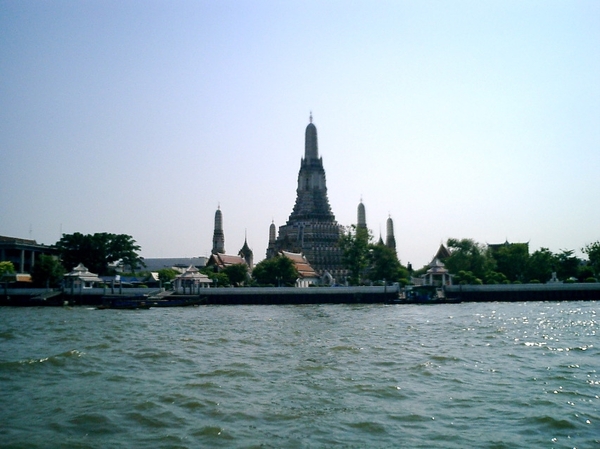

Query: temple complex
[269,115,345,281]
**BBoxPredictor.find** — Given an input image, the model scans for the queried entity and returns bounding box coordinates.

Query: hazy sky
[1,1,599,269]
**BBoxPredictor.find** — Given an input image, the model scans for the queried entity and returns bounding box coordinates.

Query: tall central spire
[289,116,334,221]
[357,199,367,230]
[271,116,344,279]
[304,113,319,161]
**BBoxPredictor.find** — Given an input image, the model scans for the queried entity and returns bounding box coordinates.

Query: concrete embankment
[1,286,400,306]
[3,283,599,306]
[195,286,400,305]
[444,283,600,302]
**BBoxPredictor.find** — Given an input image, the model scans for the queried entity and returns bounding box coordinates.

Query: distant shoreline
[2,283,600,306]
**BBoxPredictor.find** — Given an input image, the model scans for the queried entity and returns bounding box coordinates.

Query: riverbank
[1,283,599,306]
[0,286,401,306]
[444,283,600,302]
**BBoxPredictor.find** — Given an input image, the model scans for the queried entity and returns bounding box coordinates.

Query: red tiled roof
[209,253,247,269]
[281,251,318,279]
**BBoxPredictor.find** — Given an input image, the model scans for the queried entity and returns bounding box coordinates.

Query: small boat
[98,295,152,310]
[149,297,205,307]
[392,286,461,304]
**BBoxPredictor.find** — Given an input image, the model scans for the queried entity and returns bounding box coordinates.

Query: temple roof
[434,244,451,260]
[208,253,247,269]
[239,238,253,258]
[281,251,318,279]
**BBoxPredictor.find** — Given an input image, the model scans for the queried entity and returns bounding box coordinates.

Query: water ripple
[0,302,598,448]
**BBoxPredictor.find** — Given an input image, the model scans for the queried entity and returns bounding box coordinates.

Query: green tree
[223,264,249,287]
[525,248,556,283]
[210,271,231,287]
[31,255,65,288]
[109,234,146,273]
[577,265,595,282]
[252,255,299,286]
[582,241,600,279]
[0,261,15,277]
[454,270,483,285]
[157,268,178,285]
[445,238,494,280]
[56,232,144,276]
[339,225,372,285]
[367,243,405,284]
[484,270,509,284]
[493,243,529,282]
[556,249,580,281]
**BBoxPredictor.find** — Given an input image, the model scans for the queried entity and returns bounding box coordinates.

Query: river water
[0,301,598,448]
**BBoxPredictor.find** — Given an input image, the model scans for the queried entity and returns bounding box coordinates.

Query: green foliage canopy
[445,238,494,280]
[31,255,65,288]
[223,263,249,287]
[56,232,144,276]
[493,243,529,282]
[556,249,579,280]
[444,238,592,283]
[582,241,600,278]
[525,247,556,283]
[0,261,15,277]
[157,268,178,284]
[252,255,298,286]
[339,225,372,285]
[366,243,406,284]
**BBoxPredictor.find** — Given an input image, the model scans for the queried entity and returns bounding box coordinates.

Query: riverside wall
[0,286,400,306]
[195,286,400,305]
[444,283,600,302]
[2,283,600,306]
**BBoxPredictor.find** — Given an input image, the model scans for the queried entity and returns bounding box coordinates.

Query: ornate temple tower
[238,232,254,270]
[211,206,225,255]
[386,215,396,252]
[272,115,345,279]
[266,220,277,259]
[357,200,367,230]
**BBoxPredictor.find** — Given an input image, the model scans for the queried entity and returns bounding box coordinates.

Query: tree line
[3,230,598,288]
[336,229,600,286]
[418,238,600,285]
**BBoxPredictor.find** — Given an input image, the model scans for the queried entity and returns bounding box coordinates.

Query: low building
[422,258,452,286]
[174,265,212,293]
[64,263,103,292]
[0,235,58,274]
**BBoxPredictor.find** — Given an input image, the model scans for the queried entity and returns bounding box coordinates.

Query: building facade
[0,235,58,274]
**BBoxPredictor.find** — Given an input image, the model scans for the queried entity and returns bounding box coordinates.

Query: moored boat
[393,286,461,304]
[98,295,152,309]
